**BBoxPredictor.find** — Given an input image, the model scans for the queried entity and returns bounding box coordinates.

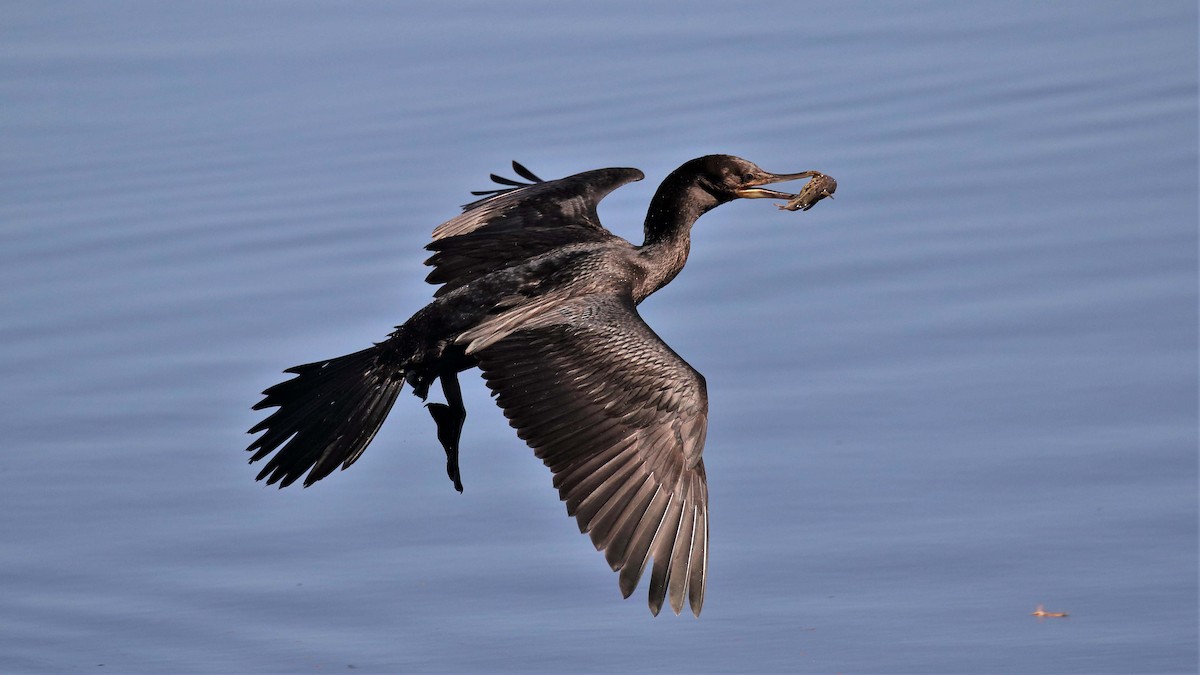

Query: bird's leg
[426,369,467,493]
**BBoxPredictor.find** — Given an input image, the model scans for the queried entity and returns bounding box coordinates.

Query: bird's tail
[247,345,405,487]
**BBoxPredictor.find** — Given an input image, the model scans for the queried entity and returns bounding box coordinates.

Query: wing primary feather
[695,504,709,616]
[688,493,708,616]
[618,488,670,599]
[511,161,543,182]
[667,499,698,615]
[489,173,527,187]
[646,488,687,616]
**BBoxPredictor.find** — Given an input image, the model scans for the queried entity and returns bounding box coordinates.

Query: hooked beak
[734,170,823,200]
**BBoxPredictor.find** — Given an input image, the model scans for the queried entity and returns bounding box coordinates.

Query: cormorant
[246,155,836,616]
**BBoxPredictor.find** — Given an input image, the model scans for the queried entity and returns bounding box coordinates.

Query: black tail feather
[247,346,404,487]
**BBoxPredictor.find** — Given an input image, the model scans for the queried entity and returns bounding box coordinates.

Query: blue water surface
[1,1,1196,673]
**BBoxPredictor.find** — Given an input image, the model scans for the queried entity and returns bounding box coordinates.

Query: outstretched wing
[473,293,710,616]
[424,163,644,297]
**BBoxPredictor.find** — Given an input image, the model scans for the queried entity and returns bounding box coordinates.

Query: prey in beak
[735,170,837,211]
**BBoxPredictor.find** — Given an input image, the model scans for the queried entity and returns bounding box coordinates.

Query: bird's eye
[741,172,755,183]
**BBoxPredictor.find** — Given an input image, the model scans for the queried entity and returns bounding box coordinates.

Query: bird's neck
[634,182,716,301]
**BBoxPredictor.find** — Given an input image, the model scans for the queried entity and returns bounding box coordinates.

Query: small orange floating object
[1031,604,1069,618]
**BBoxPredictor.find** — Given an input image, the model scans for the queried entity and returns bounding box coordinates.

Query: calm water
[2,2,1196,673]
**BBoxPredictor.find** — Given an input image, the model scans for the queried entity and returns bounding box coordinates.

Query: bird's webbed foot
[426,370,467,493]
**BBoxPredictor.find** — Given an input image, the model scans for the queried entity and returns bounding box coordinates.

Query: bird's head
[679,154,831,208]
[643,154,836,245]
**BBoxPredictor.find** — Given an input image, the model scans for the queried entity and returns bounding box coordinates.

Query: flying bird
[246,154,836,616]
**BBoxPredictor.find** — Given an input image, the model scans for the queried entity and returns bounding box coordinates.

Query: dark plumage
[246,154,836,616]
